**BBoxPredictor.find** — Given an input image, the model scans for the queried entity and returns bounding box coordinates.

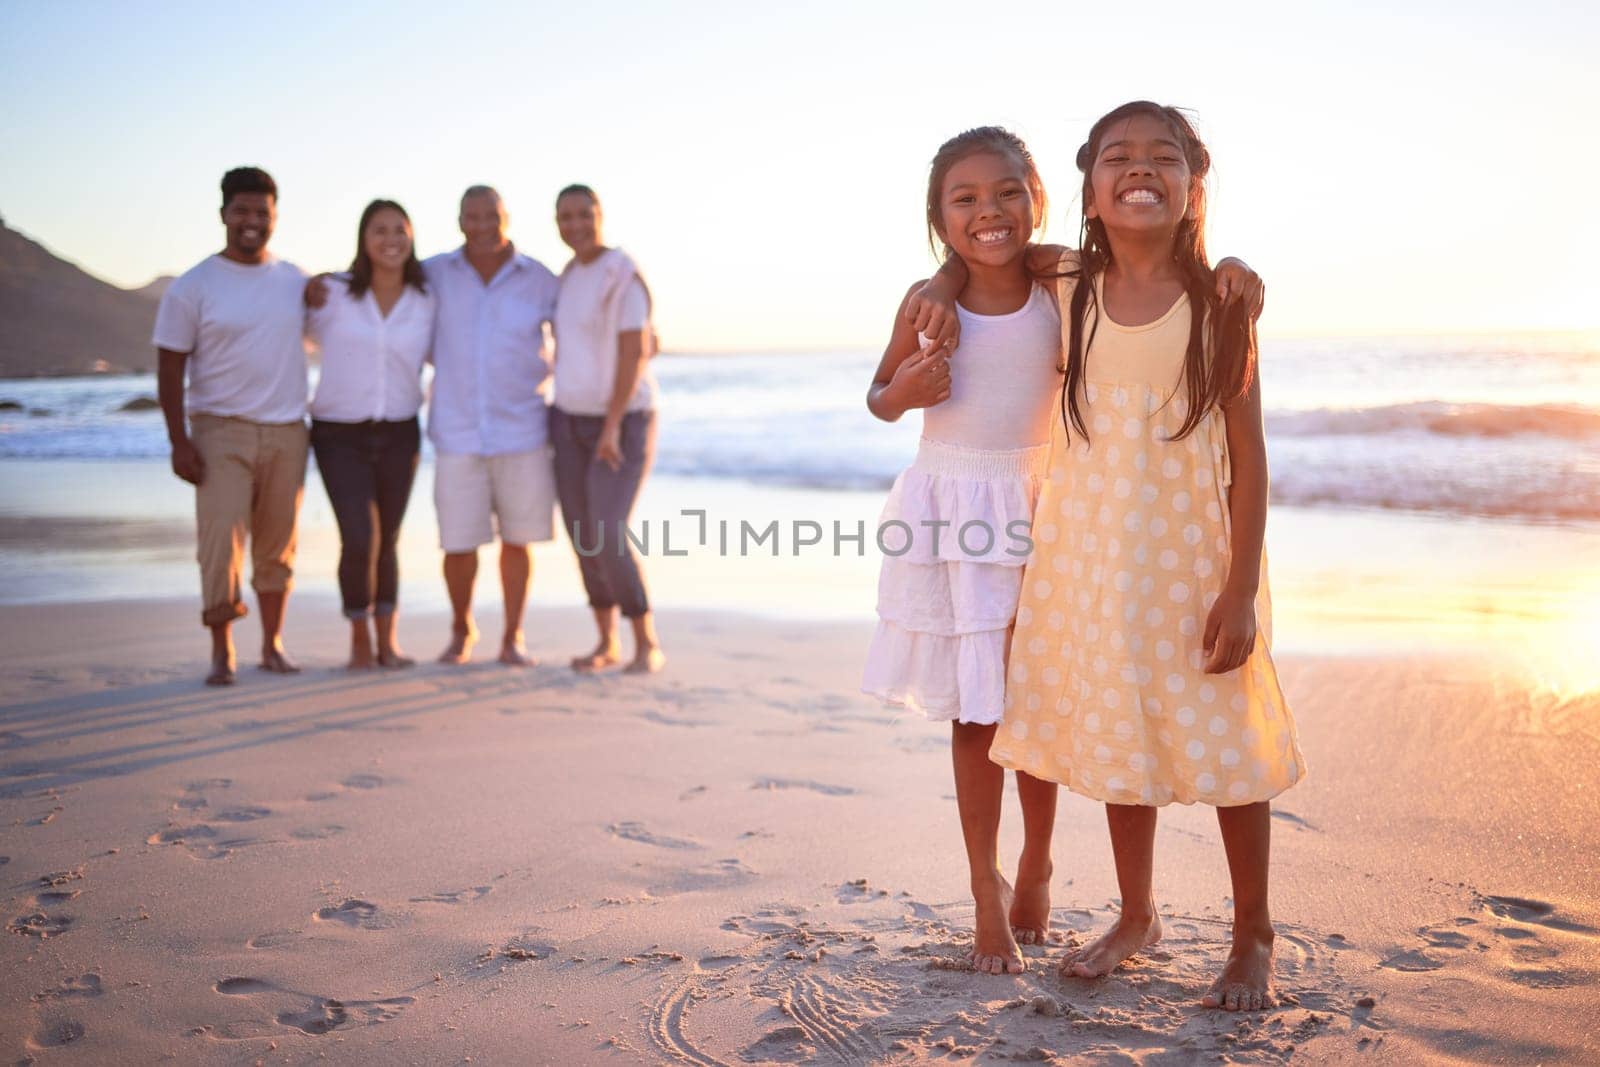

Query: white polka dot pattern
[987,271,1306,807]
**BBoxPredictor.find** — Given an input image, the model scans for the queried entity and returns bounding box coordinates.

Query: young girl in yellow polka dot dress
[986,102,1306,1012]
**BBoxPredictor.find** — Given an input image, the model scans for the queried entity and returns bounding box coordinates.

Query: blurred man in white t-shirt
[153,167,309,686]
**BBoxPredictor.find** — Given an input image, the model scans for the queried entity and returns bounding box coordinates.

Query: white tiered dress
[861,284,1062,723]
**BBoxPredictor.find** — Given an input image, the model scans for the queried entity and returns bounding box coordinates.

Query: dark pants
[550,408,655,618]
[310,418,420,619]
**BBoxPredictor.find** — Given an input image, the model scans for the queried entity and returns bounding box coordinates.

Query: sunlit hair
[221,166,276,208]
[556,184,600,209]
[460,184,502,210]
[346,199,426,299]
[1061,101,1255,443]
[924,127,1047,261]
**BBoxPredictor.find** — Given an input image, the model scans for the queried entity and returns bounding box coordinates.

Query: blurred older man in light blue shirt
[424,185,559,667]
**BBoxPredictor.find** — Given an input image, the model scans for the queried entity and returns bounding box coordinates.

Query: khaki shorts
[434,447,556,552]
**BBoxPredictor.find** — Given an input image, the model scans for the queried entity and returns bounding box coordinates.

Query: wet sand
[2,598,1597,1064]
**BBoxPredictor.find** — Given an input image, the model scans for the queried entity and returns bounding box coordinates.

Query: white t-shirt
[553,249,656,417]
[308,275,435,422]
[152,254,310,424]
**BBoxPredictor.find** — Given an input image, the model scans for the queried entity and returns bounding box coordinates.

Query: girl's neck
[1103,228,1181,285]
[960,258,1032,315]
[575,243,609,266]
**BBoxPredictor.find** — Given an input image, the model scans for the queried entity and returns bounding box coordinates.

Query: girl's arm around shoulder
[867,282,951,423]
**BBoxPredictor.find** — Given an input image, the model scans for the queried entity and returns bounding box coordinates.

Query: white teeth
[1120,189,1161,204]
[974,228,1012,244]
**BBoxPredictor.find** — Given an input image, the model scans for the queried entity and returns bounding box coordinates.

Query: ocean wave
[1268,402,1600,441]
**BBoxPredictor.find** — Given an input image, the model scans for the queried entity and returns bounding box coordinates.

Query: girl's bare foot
[968,875,1025,975]
[259,645,301,674]
[1009,858,1052,945]
[1202,926,1275,1011]
[438,623,476,665]
[624,646,666,674]
[376,648,415,669]
[1060,910,1162,978]
[571,640,622,672]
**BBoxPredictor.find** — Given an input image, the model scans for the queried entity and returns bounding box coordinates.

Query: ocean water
[2,332,1598,524]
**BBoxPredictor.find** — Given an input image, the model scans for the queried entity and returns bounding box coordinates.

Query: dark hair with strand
[346,199,426,299]
[555,183,600,209]
[924,127,1047,261]
[1060,102,1255,444]
[220,166,277,208]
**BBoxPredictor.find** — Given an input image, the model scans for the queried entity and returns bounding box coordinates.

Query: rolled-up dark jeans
[550,408,656,618]
[310,417,420,619]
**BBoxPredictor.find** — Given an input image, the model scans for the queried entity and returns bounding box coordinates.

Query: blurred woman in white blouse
[307,199,435,669]
[550,184,665,674]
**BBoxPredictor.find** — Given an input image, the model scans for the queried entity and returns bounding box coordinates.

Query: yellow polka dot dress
[989,271,1306,806]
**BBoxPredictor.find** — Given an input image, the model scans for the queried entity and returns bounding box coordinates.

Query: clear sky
[2,0,1596,349]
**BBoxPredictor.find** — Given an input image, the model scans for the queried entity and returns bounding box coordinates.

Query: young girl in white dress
[861,127,1064,975]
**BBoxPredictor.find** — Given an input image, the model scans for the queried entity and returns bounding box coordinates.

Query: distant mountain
[0,216,170,377]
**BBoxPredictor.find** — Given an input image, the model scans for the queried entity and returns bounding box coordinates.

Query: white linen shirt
[553,248,657,417]
[308,275,434,422]
[423,247,559,456]
[151,254,309,424]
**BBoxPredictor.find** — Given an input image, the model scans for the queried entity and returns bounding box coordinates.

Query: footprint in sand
[749,777,857,797]
[175,778,232,812]
[312,898,396,930]
[214,976,413,1036]
[26,1018,86,1050]
[8,912,72,938]
[1381,893,1600,987]
[608,821,703,850]
[410,886,493,905]
[211,806,272,823]
[32,974,102,1001]
[340,773,385,790]
[246,930,299,950]
[290,824,346,841]
[661,902,1359,1065]
[145,822,260,860]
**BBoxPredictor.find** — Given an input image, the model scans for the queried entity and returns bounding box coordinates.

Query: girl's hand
[595,421,623,472]
[1213,258,1265,321]
[1202,585,1257,674]
[886,341,952,412]
[905,277,961,354]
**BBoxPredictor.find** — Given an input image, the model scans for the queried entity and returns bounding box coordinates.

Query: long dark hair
[925,127,1047,261]
[1061,102,1254,443]
[347,199,426,299]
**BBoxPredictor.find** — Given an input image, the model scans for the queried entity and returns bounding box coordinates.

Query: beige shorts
[434,447,556,552]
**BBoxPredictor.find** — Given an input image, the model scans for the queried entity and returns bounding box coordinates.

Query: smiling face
[459,190,509,256]
[362,206,413,274]
[936,150,1036,268]
[220,191,275,262]
[555,191,603,262]
[1085,112,1197,238]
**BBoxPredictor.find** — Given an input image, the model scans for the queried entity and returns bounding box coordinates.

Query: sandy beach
[3,590,1597,1065]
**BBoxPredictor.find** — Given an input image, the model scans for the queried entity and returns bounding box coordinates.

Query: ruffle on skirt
[862,437,1047,723]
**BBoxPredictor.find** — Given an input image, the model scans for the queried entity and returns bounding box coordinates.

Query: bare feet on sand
[1060,910,1162,978]
[571,639,622,672]
[376,647,416,669]
[347,625,375,671]
[1201,926,1276,1011]
[498,637,535,668]
[438,623,477,665]
[624,646,666,674]
[258,644,300,674]
[1009,859,1052,945]
[967,874,1025,975]
[205,651,236,687]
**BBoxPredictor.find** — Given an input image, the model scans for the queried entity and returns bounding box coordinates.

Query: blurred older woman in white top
[550,184,665,673]
[308,199,435,669]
